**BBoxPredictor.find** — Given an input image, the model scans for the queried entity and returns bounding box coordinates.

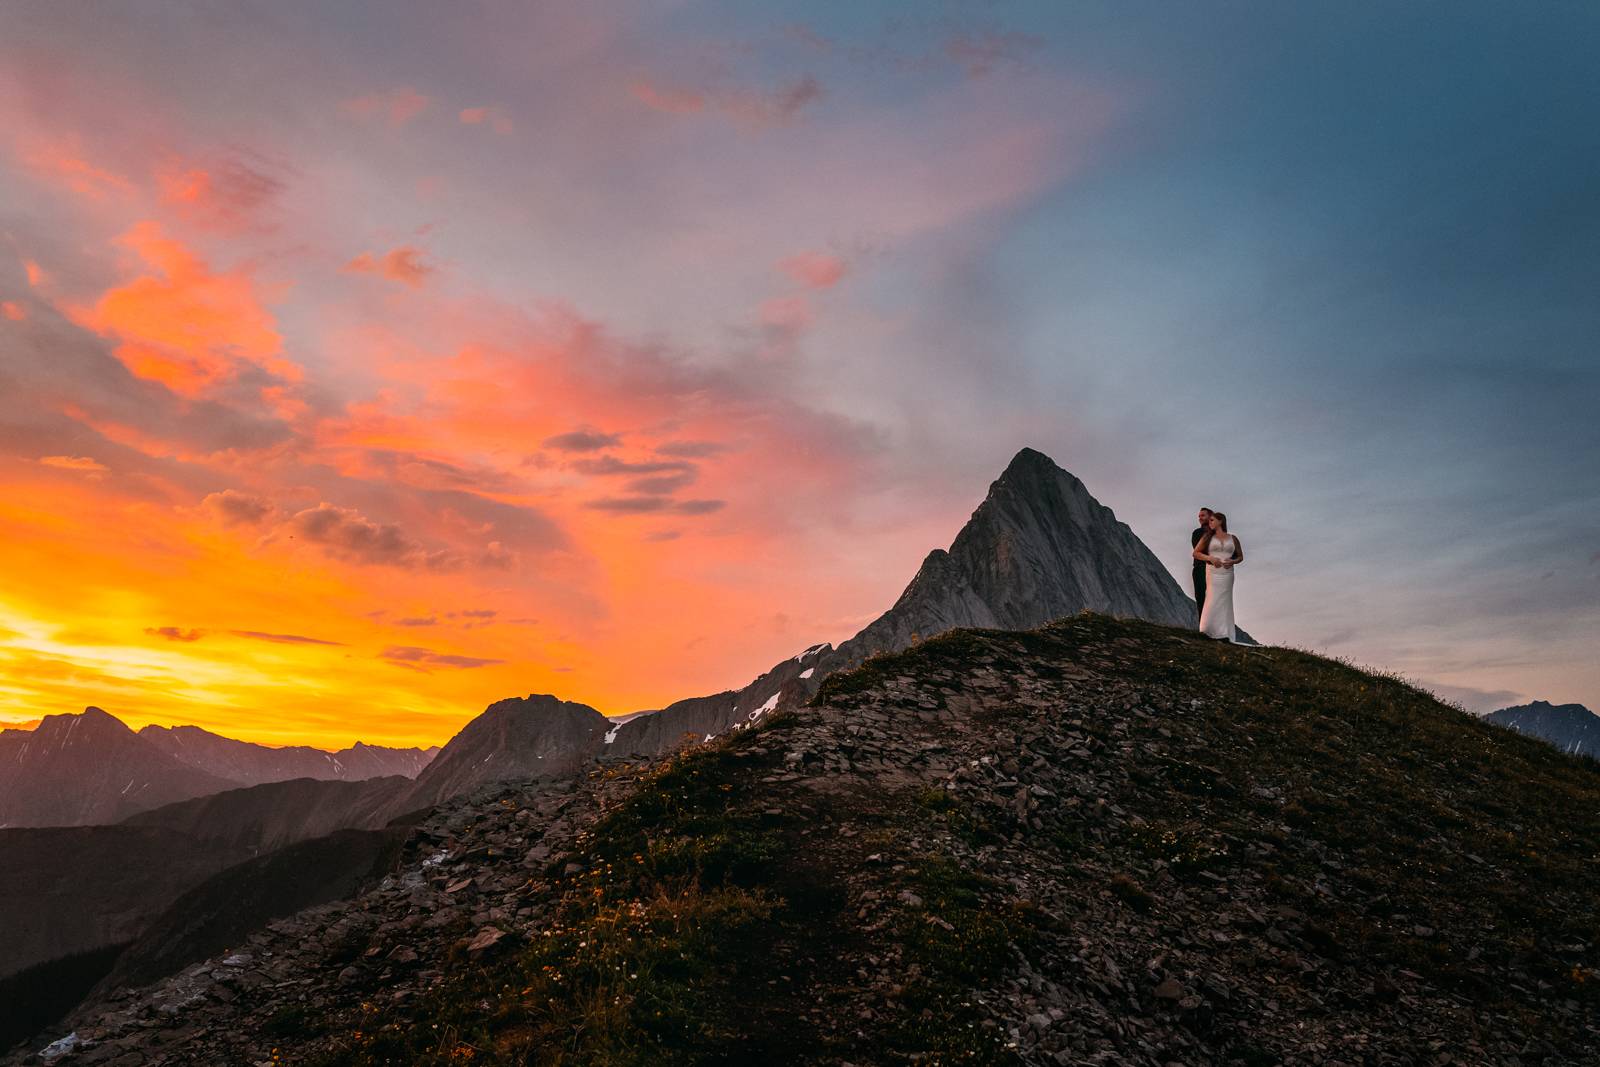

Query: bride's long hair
[1197,511,1228,554]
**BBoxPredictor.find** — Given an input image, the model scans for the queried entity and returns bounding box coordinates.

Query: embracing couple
[1191,507,1244,642]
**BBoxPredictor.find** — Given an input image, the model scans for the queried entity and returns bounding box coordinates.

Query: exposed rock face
[1485,700,1600,757]
[121,776,414,855]
[396,695,613,813]
[137,725,437,786]
[0,709,238,829]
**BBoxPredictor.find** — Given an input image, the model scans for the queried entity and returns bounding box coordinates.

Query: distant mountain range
[138,724,437,786]
[0,709,437,829]
[1484,700,1600,758]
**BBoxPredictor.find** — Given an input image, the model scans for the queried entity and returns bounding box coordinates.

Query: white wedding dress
[1199,534,1238,642]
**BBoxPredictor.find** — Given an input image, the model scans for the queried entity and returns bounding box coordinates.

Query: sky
[1,2,1596,748]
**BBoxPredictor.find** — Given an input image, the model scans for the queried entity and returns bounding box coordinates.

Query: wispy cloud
[544,430,622,452]
[231,630,345,646]
[586,496,725,515]
[281,503,515,572]
[777,251,847,289]
[39,455,108,475]
[342,88,430,126]
[459,106,514,134]
[145,626,204,642]
[631,75,822,127]
[202,489,275,526]
[381,645,502,671]
[345,246,434,287]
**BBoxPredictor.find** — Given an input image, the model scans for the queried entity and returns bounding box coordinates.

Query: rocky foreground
[14,614,1600,1065]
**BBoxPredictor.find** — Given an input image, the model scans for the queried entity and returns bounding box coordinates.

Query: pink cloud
[18,135,134,200]
[156,153,287,233]
[629,81,706,115]
[777,251,847,289]
[345,246,435,287]
[2,301,25,321]
[631,75,822,128]
[342,88,431,127]
[459,106,515,134]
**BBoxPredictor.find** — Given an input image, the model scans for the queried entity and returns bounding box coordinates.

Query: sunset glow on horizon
[4,4,1597,747]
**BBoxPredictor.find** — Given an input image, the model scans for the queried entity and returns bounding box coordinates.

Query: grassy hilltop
[312,613,1599,1066]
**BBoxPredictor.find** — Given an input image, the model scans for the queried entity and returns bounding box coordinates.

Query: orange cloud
[342,88,430,126]
[777,251,847,289]
[24,261,47,288]
[1,301,24,321]
[459,106,514,134]
[69,222,298,398]
[345,246,434,287]
[38,455,108,475]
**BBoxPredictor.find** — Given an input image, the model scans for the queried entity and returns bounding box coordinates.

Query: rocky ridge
[19,614,1599,1065]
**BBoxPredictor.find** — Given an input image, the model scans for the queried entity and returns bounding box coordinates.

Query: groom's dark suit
[1191,527,1209,616]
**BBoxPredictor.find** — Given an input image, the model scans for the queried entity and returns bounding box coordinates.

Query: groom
[1191,506,1240,620]
[1190,508,1209,617]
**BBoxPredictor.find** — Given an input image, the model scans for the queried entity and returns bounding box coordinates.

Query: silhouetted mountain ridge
[138,724,437,786]
[1485,699,1600,758]
[0,708,438,830]
[0,708,237,829]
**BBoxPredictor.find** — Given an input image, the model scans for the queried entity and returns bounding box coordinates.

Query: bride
[1192,511,1244,641]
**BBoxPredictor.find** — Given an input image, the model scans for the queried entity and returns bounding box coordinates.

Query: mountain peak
[991,447,1080,497]
[397,695,611,812]
[999,445,1057,475]
[34,705,135,740]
